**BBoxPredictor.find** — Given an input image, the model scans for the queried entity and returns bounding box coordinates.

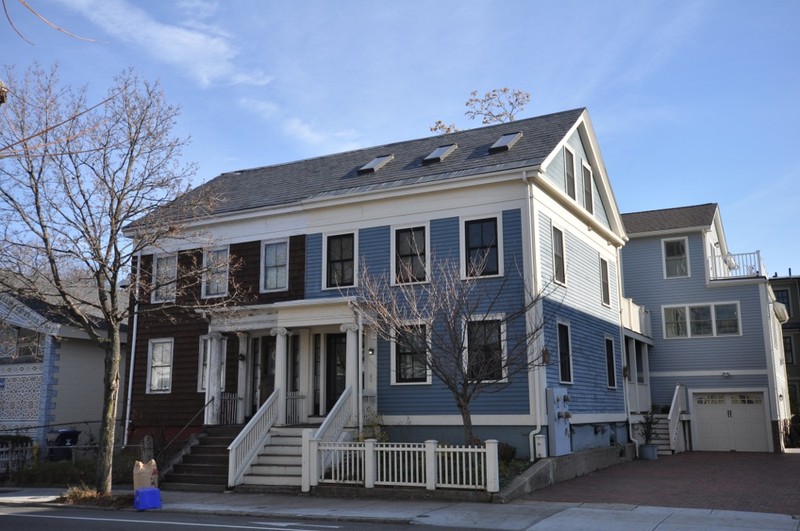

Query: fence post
[301,428,312,492]
[364,439,376,488]
[485,439,499,493]
[425,440,437,491]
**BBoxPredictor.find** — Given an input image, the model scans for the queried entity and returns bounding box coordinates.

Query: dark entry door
[251,335,275,416]
[325,333,347,412]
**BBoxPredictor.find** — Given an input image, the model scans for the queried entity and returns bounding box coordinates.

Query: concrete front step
[241,473,301,487]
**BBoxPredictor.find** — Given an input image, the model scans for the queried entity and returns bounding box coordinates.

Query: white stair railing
[668,383,686,452]
[227,388,280,487]
[305,386,355,489]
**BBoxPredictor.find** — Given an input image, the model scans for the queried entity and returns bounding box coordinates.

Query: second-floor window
[152,254,177,303]
[775,289,791,317]
[784,336,795,365]
[600,258,611,306]
[553,227,566,284]
[582,164,593,214]
[395,227,426,283]
[465,218,499,277]
[262,240,289,292]
[663,237,689,278]
[327,233,355,288]
[663,302,741,338]
[202,247,229,298]
[564,147,576,199]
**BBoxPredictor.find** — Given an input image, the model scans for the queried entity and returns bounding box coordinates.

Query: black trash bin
[49,429,81,461]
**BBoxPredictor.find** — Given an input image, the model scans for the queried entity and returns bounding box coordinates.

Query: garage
[692,392,770,452]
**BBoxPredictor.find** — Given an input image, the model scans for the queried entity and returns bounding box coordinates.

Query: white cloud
[59,0,271,87]
[282,118,361,154]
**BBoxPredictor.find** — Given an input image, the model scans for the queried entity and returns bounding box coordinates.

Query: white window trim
[202,246,230,299]
[582,162,593,213]
[462,314,508,383]
[197,335,228,392]
[605,335,617,389]
[459,214,504,279]
[390,223,431,286]
[389,323,432,386]
[661,301,742,339]
[146,338,174,394]
[564,146,576,200]
[151,253,177,303]
[322,231,358,290]
[600,257,611,307]
[557,320,573,384]
[260,238,290,293]
[552,223,567,286]
[662,237,690,279]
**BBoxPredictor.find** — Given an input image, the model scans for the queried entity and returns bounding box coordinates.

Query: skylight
[489,131,523,153]
[423,143,457,164]
[358,154,394,174]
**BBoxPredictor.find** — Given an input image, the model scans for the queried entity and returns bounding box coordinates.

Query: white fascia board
[626,226,709,239]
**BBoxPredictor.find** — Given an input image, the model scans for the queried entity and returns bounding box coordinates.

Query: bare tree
[352,251,554,445]
[0,63,242,494]
[431,88,532,134]
[2,0,93,45]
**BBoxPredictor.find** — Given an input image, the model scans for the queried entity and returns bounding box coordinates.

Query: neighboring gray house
[0,293,126,452]
[768,273,800,419]
[620,203,790,453]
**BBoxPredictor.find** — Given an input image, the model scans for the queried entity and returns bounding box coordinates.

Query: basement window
[489,132,522,153]
[358,154,394,174]
[423,143,457,164]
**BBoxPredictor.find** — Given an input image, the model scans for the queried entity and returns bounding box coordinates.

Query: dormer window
[489,132,522,153]
[423,144,457,164]
[358,154,394,174]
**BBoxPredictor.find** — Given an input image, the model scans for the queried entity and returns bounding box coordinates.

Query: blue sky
[3,0,799,276]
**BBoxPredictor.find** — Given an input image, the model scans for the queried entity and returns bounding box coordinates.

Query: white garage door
[693,392,770,452]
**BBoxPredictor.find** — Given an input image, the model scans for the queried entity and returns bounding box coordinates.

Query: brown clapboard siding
[230,234,306,305]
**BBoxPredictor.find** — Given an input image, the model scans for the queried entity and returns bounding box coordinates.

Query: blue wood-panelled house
[124,108,642,489]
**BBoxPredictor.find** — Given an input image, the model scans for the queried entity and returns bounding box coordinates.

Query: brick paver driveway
[524,451,800,516]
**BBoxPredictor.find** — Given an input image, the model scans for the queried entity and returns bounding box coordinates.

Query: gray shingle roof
[173,108,586,218]
[621,203,718,235]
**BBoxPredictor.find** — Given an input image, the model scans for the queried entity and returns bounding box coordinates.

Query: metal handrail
[156,397,214,462]
[227,388,280,487]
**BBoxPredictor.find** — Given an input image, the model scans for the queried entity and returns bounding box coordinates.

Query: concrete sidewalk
[0,487,798,530]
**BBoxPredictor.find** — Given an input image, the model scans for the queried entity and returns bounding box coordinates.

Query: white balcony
[621,297,651,338]
[709,251,767,281]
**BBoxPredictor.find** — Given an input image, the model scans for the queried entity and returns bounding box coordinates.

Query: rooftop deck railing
[709,251,766,280]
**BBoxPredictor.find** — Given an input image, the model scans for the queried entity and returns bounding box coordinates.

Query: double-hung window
[393,324,428,384]
[582,164,593,214]
[198,335,227,392]
[564,147,576,199]
[147,338,173,394]
[262,240,289,292]
[465,218,499,277]
[466,319,504,382]
[395,226,426,283]
[605,337,616,388]
[600,258,611,306]
[663,238,689,278]
[152,254,177,303]
[663,302,740,338]
[784,336,795,365]
[775,289,791,316]
[203,247,229,298]
[558,322,572,383]
[552,227,566,284]
[326,233,355,288]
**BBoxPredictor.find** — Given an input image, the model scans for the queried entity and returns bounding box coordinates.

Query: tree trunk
[95,326,121,494]
[456,400,476,445]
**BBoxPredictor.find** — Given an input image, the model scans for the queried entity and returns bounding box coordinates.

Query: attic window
[423,143,457,164]
[358,154,394,174]
[489,132,522,153]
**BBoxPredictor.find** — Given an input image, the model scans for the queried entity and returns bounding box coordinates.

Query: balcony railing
[709,251,766,280]
[621,297,651,338]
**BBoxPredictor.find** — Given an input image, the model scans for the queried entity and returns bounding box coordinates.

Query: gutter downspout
[616,246,639,458]
[123,250,142,447]
[523,171,544,461]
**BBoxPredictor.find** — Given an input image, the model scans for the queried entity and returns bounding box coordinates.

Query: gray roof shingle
[169,108,586,218]
[621,203,718,235]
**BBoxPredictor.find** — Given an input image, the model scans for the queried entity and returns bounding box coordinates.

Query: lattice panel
[0,372,42,421]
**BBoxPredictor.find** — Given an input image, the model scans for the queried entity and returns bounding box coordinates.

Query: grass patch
[499,459,534,489]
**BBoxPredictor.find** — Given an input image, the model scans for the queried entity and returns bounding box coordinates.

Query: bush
[497,442,517,464]
[11,447,143,487]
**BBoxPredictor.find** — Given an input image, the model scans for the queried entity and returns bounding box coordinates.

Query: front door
[251,335,276,416]
[325,333,347,412]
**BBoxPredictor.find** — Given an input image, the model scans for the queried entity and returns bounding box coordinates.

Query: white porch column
[204,332,224,425]
[236,332,249,424]
[271,327,288,425]
[341,323,359,417]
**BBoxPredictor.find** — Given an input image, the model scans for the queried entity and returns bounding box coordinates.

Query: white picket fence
[302,435,499,492]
